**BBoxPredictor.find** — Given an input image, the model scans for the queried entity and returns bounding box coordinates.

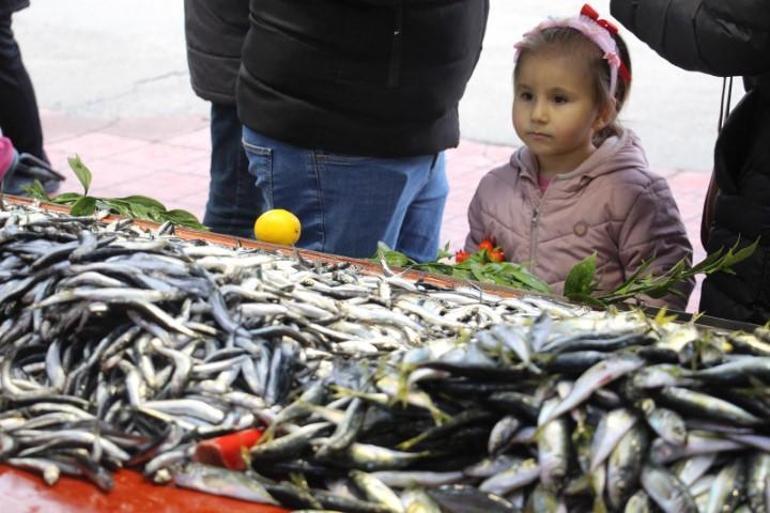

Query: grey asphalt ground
[14,0,740,171]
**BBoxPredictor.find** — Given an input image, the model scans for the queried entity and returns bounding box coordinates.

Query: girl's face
[513,49,611,176]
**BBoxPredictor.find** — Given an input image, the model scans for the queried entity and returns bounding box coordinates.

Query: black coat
[183,0,249,105]
[611,0,770,323]
[0,0,29,17]
[236,0,489,158]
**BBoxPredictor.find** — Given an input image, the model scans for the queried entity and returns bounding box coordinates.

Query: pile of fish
[2,203,770,513]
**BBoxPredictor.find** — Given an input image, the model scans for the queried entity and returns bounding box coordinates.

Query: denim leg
[242,126,309,235]
[395,152,448,262]
[312,153,416,258]
[241,126,442,259]
[310,152,446,259]
[203,103,258,239]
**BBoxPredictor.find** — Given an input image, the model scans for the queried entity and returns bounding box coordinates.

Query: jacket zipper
[387,1,404,88]
[529,207,540,270]
[529,178,553,271]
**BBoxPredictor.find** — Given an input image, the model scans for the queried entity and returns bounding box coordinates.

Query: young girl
[465,4,694,309]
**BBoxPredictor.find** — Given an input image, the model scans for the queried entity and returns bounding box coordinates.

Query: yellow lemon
[253,208,301,246]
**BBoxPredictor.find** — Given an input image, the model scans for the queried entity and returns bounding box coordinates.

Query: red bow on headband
[580,3,631,84]
[581,4,619,35]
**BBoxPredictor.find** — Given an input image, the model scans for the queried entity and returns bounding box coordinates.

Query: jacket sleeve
[464,186,486,253]
[610,0,770,76]
[616,177,695,310]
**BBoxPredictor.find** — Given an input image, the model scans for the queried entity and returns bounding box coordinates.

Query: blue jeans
[203,103,260,239]
[242,127,448,262]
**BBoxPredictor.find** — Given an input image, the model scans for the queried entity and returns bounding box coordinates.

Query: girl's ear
[593,98,617,131]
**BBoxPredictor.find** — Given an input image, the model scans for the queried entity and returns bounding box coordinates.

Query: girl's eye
[553,95,569,104]
[518,91,533,101]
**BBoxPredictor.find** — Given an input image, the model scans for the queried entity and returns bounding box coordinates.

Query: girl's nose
[531,100,548,123]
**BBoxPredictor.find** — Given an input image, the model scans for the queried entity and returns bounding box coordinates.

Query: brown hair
[514,26,632,145]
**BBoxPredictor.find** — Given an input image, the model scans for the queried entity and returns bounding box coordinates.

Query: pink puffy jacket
[465,130,694,310]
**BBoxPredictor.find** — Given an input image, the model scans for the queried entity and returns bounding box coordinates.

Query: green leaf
[564,253,597,299]
[726,237,760,267]
[20,160,207,230]
[49,192,84,205]
[502,263,551,293]
[369,244,552,294]
[163,209,208,230]
[117,195,168,212]
[596,239,758,305]
[450,268,474,281]
[101,199,132,217]
[436,242,453,260]
[21,180,49,201]
[373,242,415,268]
[69,196,97,216]
[469,262,487,282]
[415,262,454,275]
[68,155,92,195]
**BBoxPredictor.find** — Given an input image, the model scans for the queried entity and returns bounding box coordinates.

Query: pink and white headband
[514,4,632,96]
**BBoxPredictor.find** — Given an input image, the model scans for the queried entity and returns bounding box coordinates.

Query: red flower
[488,248,505,263]
[455,249,470,263]
[478,239,494,252]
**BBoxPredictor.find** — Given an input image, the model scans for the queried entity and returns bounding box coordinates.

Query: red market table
[0,465,289,513]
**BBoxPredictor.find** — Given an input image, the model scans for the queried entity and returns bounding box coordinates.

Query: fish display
[2,202,770,512]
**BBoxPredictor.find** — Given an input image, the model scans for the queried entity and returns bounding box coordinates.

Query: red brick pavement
[40,110,709,312]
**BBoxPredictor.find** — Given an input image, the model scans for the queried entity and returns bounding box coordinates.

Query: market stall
[2,198,769,513]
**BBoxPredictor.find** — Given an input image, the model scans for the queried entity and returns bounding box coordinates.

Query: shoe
[2,153,65,196]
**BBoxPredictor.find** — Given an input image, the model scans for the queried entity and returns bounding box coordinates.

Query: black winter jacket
[236,0,489,158]
[0,0,29,17]
[611,0,770,323]
[184,0,249,105]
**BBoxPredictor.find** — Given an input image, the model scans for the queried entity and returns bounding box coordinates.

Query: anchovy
[540,355,645,425]
[339,443,431,472]
[590,408,638,471]
[640,465,697,513]
[659,387,762,427]
[487,415,521,456]
[747,453,770,513]
[250,422,332,461]
[639,399,687,447]
[400,488,442,513]
[607,423,649,510]
[479,457,540,496]
[704,460,745,513]
[6,456,61,485]
[537,398,570,490]
[673,454,716,487]
[350,470,404,513]
[173,462,278,505]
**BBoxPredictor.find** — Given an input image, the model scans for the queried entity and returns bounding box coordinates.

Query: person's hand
[0,139,65,196]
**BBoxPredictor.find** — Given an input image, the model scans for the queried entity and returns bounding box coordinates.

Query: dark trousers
[0,12,46,162]
[203,103,260,239]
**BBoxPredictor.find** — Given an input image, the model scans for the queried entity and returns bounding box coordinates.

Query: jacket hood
[510,129,650,190]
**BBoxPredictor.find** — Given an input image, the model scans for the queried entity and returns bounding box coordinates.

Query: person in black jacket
[611,0,770,324]
[0,0,61,195]
[184,0,256,239]
[237,0,489,262]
